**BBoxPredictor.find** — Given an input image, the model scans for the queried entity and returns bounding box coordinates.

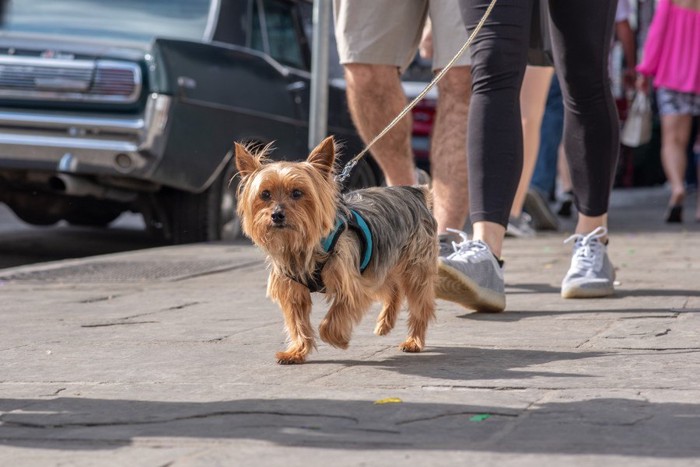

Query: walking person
[438,0,621,312]
[636,0,700,223]
[333,1,473,253]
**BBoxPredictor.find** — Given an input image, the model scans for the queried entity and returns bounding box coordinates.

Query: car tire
[162,162,240,244]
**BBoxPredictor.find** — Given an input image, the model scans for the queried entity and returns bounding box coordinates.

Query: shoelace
[445,228,489,263]
[564,226,608,270]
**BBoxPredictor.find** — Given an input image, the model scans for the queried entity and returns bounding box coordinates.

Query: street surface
[0,206,161,269]
[0,186,698,466]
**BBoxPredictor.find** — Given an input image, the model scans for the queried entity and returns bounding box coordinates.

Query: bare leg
[558,144,573,193]
[660,114,692,207]
[511,66,554,217]
[473,221,506,258]
[431,66,472,232]
[345,64,415,186]
[696,129,700,221]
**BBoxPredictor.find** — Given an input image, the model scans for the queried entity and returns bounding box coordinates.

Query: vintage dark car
[0,0,381,243]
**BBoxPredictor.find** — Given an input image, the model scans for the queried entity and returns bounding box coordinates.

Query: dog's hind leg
[374,279,403,336]
[399,264,436,353]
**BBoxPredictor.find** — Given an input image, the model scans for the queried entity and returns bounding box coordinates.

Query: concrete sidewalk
[0,186,698,466]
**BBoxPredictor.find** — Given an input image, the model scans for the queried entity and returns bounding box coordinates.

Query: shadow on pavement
[1,396,699,457]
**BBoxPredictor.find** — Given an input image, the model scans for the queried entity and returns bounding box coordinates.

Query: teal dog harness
[289,209,373,293]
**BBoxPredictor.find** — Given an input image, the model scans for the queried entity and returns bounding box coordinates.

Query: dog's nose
[271,209,285,224]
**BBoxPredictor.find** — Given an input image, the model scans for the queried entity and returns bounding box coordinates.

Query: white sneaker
[436,229,506,312]
[561,226,616,298]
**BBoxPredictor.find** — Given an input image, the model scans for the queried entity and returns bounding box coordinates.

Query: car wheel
[162,162,240,244]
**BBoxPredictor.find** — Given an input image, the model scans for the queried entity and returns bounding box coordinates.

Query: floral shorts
[656,87,700,116]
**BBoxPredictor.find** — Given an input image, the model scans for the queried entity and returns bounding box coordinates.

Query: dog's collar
[289,209,373,293]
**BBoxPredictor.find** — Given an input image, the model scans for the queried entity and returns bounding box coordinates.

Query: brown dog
[235,136,438,364]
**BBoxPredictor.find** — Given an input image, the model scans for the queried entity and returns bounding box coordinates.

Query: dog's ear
[234,143,262,178]
[307,136,336,176]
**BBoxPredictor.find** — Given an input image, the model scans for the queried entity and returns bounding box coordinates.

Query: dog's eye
[291,189,303,200]
[260,190,271,201]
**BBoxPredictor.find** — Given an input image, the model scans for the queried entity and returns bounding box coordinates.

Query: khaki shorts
[333,0,470,73]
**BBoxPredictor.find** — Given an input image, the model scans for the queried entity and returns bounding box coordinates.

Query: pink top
[637,0,700,94]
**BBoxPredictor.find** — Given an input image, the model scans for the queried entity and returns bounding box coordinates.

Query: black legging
[458,0,620,227]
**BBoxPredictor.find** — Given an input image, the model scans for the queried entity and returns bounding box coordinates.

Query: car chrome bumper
[0,93,171,178]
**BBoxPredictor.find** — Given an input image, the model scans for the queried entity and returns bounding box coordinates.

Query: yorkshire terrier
[235,136,438,364]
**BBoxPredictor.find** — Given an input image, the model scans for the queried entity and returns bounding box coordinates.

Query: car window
[251,0,305,69]
[1,0,213,43]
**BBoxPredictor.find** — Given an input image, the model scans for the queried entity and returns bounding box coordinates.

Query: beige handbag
[621,93,653,147]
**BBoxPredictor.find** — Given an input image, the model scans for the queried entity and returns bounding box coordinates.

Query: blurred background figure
[506,65,557,237]
[637,0,700,223]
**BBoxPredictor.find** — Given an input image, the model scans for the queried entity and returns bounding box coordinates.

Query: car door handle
[286,81,307,92]
[178,77,197,89]
[177,76,197,98]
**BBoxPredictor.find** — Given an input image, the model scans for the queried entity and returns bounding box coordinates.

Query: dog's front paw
[275,351,307,364]
[399,338,423,353]
[319,319,350,349]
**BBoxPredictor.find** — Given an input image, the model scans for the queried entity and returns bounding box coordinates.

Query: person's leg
[556,144,575,217]
[430,67,472,234]
[458,0,535,258]
[436,0,532,313]
[548,0,619,240]
[557,144,573,194]
[659,113,692,210]
[511,65,559,235]
[548,0,619,298]
[531,75,564,197]
[333,0,427,187]
[695,119,700,221]
[511,65,554,219]
[427,1,473,236]
[345,64,416,186]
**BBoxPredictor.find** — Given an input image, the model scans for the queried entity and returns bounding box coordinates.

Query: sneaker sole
[436,262,506,312]
[561,285,614,299]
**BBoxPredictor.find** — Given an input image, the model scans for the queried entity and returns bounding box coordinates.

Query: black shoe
[666,205,683,223]
[557,191,574,218]
[524,188,559,231]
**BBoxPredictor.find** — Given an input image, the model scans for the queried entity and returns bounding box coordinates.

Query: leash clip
[335,159,357,183]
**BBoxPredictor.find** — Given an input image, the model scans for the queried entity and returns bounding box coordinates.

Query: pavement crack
[576,320,617,349]
[38,387,67,397]
[164,302,200,311]
[1,410,359,429]
[81,321,158,328]
[79,295,122,304]
[654,328,671,337]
